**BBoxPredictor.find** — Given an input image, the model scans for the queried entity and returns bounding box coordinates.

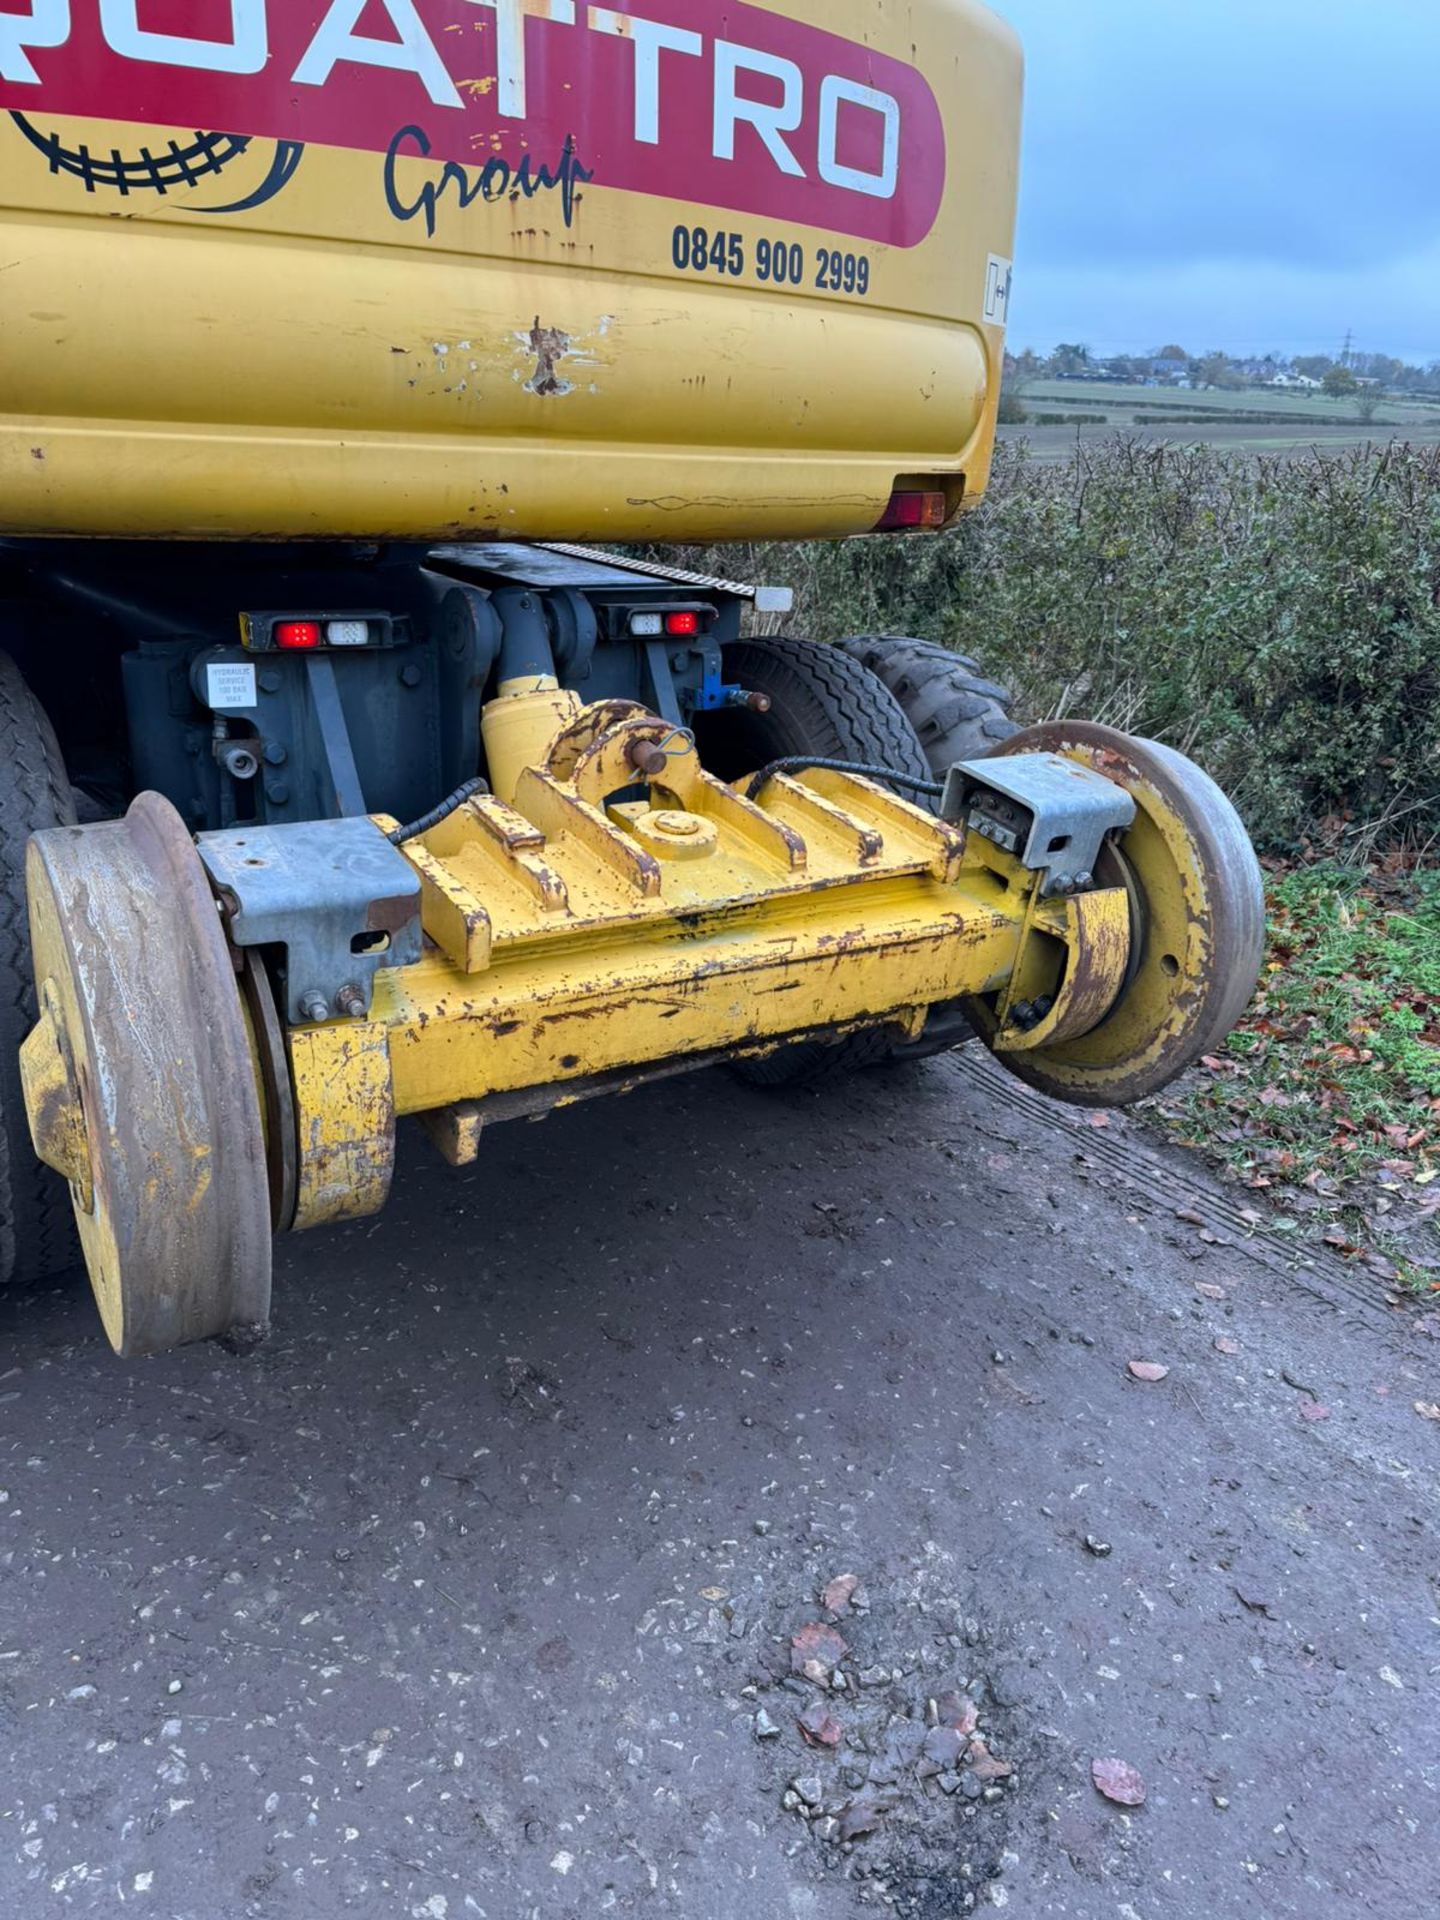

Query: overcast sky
[989,0,1440,364]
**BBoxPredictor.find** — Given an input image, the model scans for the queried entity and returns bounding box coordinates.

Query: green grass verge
[1150,867,1440,1292]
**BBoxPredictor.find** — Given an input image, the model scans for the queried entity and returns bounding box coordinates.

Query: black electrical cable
[744,757,945,803]
[386,777,491,846]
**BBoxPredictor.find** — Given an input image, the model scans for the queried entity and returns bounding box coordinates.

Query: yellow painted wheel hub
[969,723,1266,1107]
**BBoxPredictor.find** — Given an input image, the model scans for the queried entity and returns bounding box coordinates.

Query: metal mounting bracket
[943,753,1137,897]
[198,817,422,1025]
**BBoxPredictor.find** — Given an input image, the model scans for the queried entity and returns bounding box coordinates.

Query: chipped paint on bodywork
[525,318,574,397]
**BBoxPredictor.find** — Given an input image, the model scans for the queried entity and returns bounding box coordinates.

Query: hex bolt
[1075,870,1094,890]
[746,692,774,714]
[335,984,368,1020]
[299,990,329,1024]
[628,740,669,779]
[263,742,288,768]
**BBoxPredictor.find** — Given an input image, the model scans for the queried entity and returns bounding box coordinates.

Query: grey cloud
[989,0,1440,352]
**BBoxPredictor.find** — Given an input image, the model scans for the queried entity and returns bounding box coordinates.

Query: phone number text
[672,225,872,297]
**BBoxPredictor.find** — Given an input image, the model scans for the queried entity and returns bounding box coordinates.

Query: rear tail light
[630,609,708,638]
[876,489,948,532]
[242,610,398,651]
[274,621,322,650]
[325,620,371,648]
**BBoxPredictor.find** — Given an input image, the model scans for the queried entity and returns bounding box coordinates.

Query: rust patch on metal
[526,318,572,397]
[545,699,649,782]
[367,891,421,935]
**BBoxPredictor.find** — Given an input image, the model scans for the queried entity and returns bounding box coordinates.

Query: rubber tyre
[834,637,1019,778]
[696,637,933,1087]
[833,637,1018,1063]
[0,650,79,1287]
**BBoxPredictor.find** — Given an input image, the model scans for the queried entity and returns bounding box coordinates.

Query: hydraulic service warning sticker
[206,662,258,712]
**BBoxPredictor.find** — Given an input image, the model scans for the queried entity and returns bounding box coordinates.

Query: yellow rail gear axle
[20,693,1263,1358]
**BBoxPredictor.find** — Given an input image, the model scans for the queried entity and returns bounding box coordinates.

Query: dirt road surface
[2,1050,1437,1918]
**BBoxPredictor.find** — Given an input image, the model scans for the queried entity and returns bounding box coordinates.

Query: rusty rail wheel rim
[24,793,272,1356]
[971,723,1265,1108]
[240,949,299,1237]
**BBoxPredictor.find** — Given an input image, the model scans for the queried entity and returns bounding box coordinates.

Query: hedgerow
[659,440,1440,851]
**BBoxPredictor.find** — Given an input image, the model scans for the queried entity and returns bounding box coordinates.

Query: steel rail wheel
[969,723,1266,1107]
[21,793,272,1356]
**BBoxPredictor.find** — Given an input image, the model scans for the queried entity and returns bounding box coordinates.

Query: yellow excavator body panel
[0,1,1021,543]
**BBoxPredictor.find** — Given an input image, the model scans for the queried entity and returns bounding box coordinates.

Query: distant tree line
[1003,343,1440,402]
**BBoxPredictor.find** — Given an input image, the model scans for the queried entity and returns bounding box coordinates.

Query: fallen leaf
[1092,1757,1147,1807]
[1414,1402,1440,1423]
[1175,1208,1206,1227]
[1215,1337,1242,1356]
[798,1702,843,1748]
[1298,1402,1332,1423]
[1088,1113,1112,1129]
[921,1726,967,1772]
[821,1574,860,1617]
[934,1691,980,1737]
[968,1739,1014,1782]
[790,1622,848,1678]
[839,1796,888,1843]
[1234,1585,1274,1617]
[1195,1282,1229,1302]
[1128,1361,1170,1383]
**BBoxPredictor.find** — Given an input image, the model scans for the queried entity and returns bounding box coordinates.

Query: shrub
[641,439,1440,850]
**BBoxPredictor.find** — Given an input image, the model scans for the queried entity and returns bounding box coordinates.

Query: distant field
[1000,377,1440,461]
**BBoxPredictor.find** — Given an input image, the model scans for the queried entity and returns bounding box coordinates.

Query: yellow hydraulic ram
[20,695,1262,1358]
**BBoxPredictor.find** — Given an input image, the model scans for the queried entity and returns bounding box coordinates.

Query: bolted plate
[198,816,421,1027]
[24,793,272,1357]
[968,723,1266,1107]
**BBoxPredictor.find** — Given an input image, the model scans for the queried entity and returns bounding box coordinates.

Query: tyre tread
[0,650,78,1287]
[833,636,1020,774]
[717,637,932,1086]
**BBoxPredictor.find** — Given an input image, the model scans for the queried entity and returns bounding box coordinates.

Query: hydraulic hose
[744,758,944,804]
[386,778,490,845]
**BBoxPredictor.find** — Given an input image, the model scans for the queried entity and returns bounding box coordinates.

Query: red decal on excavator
[0,1,947,246]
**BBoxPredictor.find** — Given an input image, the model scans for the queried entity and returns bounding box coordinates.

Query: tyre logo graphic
[8,113,304,212]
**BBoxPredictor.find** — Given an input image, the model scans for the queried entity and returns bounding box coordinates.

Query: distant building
[1148,355,1190,385]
